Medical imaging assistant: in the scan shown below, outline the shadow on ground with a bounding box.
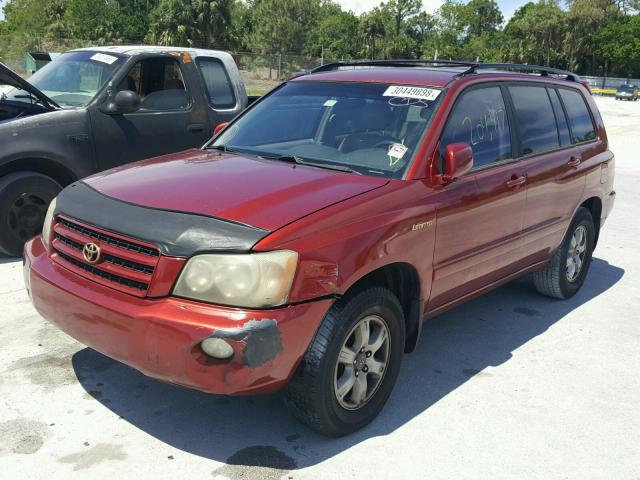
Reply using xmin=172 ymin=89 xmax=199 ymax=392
xmin=71 ymin=258 xmax=623 ymax=475
xmin=0 ymin=255 xmax=19 ymax=265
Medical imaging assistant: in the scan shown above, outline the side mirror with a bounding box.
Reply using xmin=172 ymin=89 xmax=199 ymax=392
xmin=104 ymin=90 xmax=140 ymax=114
xmin=213 ymin=122 xmax=229 ymax=136
xmin=443 ymin=142 xmax=473 ymax=181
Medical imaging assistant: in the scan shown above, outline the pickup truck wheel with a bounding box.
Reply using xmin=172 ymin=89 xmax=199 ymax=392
xmin=0 ymin=172 xmax=61 ymax=257
xmin=533 ymin=207 xmax=595 ymax=299
xmin=283 ymin=287 xmax=405 ymax=437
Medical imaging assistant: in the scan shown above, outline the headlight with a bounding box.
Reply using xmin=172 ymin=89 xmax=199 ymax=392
xmin=173 ymin=250 xmax=298 ymax=308
xmin=41 ymin=197 xmax=57 ymax=247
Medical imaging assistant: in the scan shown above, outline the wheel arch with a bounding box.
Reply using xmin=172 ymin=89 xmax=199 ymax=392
xmin=580 ymin=196 xmax=602 ymax=247
xmin=0 ymin=158 xmax=78 ymax=188
xmin=341 ymin=262 xmax=423 ymax=354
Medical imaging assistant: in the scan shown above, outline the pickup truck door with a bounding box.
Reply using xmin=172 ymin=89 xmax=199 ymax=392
xmin=89 ymin=53 xmax=212 ymax=170
xmin=429 ymin=85 xmax=527 ymax=310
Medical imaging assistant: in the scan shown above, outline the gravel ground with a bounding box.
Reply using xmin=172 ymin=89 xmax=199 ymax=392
xmin=0 ymin=96 xmax=638 ymax=480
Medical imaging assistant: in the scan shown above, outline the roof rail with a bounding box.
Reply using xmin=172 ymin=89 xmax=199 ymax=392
xmin=310 ymin=59 xmax=475 ymax=73
xmin=455 ymin=63 xmax=581 ymax=82
xmin=309 ymin=59 xmax=581 ymax=83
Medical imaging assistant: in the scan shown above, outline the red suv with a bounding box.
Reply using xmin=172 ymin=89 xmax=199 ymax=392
xmin=24 ymin=61 xmax=616 ymax=436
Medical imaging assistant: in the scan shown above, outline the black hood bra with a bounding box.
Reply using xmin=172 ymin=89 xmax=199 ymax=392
xmin=55 ymin=181 xmax=270 ymax=257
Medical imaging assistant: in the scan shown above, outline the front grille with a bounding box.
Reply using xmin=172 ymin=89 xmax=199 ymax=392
xmin=58 ymin=218 xmax=159 ymax=257
xmin=55 ymin=234 xmax=154 ymax=275
xmin=51 ymin=217 xmax=161 ymax=297
xmin=57 ymin=251 xmax=149 ymax=291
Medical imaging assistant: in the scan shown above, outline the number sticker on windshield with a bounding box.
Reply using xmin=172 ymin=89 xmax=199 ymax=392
xmin=383 ymin=86 xmax=441 ymax=101
xmin=90 ymin=53 xmax=118 ymax=65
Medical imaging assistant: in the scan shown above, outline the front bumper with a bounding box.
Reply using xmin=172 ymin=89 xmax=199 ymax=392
xmin=24 ymin=237 xmax=333 ymax=395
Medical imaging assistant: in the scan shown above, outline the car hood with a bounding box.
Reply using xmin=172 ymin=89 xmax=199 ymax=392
xmin=0 ymin=62 xmax=58 ymax=109
xmin=84 ymin=149 xmax=390 ymax=231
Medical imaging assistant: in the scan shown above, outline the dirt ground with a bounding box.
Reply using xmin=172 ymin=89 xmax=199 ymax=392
xmin=0 ymin=96 xmax=638 ymax=480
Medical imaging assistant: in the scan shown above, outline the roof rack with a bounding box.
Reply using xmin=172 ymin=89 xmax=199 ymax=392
xmin=309 ymin=59 xmax=581 ymax=83
xmin=310 ymin=59 xmax=475 ymax=73
xmin=455 ymin=63 xmax=581 ymax=82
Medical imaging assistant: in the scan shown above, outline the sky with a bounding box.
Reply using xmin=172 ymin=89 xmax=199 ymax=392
xmin=336 ymin=0 xmax=524 ymax=20
xmin=0 ymin=0 xmax=526 ymax=23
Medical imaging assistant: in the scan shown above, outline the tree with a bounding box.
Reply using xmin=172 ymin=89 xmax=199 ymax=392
xmin=462 ymin=0 xmax=504 ymax=37
xmin=596 ymin=13 xmax=640 ymax=76
xmin=381 ymin=0 xmax=421 ymax=36
xmin=307 ymin=9 xmax=360 ymax=60
xmin=503 ymin=0 xmax=568 ymax=67
xmin=359 ymin=8 xmax=386 ymax=58
xmin=250 ymin=0 xmax=321 ymax=54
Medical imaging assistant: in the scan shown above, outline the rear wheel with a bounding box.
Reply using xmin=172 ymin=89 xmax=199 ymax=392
xmin=0 ymin=172 xmax=61 ymax=257
xmin=283 ymin=287 xmax=405 ymax=437
xmin=533 ymin=207 xmax=595 ymax=299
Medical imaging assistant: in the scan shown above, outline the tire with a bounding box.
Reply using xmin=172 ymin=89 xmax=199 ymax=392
xmin=283 ymin=287 xmax=405 ymax=437
xmin=0 ymin=172 xmax=61 ymax=257
xmin=533 ymin=207 xmax=595 ymax=299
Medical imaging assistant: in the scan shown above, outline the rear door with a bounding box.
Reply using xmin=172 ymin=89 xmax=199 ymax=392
xmin=513 ymin=85 xmax=590 ymax=262
xmin=429 ymin=84 xmax=527 ymax=310
xmin=90 ymin=54 xmax=209 ymax=170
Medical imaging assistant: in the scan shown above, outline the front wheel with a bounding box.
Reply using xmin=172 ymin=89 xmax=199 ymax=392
xmin=533 ymin=207 xmax=595 ymax=299
xmin=0 ymin=172 xmax=61 ymax=257
xmin=283 ymin=287 xmax=405 ymax=436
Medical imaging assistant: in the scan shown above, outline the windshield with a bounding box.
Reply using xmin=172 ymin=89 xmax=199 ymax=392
xmin=6 ymin=51 xmax=125 ymax=108
xmin=211 ymin=81 xmax=442 ymax=178
xmin=618 ymin=84 xmax=636 ymax=92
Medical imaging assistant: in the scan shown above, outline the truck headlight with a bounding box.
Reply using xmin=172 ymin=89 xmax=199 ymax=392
xmin=41 ymin=197 xmax=57 ymax=247
xmin=173 ymin=250 xmax=298 ymax=308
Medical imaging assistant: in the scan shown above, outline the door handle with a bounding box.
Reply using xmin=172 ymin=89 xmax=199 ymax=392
xmin=187 ymin=123 xmax=205 ymax=133
xmin=567 ymin=156 xmax=581 ymax=167
xmin=506 ymin=175 xmax=527 ymax=189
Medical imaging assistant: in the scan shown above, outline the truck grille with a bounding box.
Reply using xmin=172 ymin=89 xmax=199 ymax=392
xmin=51 ymin=216 xmax=160 ymax=297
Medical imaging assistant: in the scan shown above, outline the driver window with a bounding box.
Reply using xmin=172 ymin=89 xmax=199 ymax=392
xmin=440 ymin=86 xmax=511 ymax=169
xmin=117 ymin=57 xmax=189 ymax=111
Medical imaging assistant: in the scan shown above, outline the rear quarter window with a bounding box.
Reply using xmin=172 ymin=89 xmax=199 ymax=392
xmin=197 ymin=57 xmax=236 ymax=109
xmin=508 ymin=85 xmax=559 ymax=156
xmin=558 ymin=88 xmax=596 ymax=143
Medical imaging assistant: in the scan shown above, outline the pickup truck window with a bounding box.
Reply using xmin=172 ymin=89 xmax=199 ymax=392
xmin=118 ymin=57 xmax=189 ymax=111
xmin=440 ymin=86 xmax=511 ymax=169
xmin=197 ymin=57 xmax=236 ymax=109
xmin=11 ymin=51 xmax=125 ymax=107
xmin=212 ymin=81 xmax=440 ymax=178
xmin=509 ymin=85 xmax=560 ymax=156
xmin=558 ymin=89 xmax=596 ymax=144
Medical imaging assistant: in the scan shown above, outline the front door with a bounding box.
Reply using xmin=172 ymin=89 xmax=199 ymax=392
xmin=89 ymin=54 xmax=211 ymax=170
xmin=429 ymin=84 xmax=527 ymax=310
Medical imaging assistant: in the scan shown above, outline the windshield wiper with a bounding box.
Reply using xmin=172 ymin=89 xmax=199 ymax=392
xmin=265 ymin=154 xmax=361 ymax=174
xmin=207 ymin=144 xmax=236 ymax=153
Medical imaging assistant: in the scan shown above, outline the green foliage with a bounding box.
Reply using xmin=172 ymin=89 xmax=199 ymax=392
xmin=0 ymin=0 xmax=639 ymax=76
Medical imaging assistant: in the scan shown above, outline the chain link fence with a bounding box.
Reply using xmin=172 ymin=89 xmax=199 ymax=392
xmin=583 ymin=75 xmax=640 ymax=96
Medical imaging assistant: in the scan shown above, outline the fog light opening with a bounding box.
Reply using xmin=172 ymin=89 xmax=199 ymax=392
xmin=201 ymin=337 xmax=235 ymax=359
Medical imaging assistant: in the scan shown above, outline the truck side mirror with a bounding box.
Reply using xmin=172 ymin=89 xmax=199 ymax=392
xmin=443 ymin=143 xmax=473 ymax=181
xmin=104 ymin=90 xmax=141 ymax=114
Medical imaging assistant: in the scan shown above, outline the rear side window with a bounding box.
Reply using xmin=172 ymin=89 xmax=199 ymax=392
xmin=197 ymin=58 xmax=236 ymax=109
xmin=508 ymin=85 xmax=559 ymax=156
xmin=440 ymin=86 xmax=511 ymax=169
xmin=558 ymin=89 xmax=596 ymax=143
xmin=547 ymin=88 xmax=572 ymax=146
